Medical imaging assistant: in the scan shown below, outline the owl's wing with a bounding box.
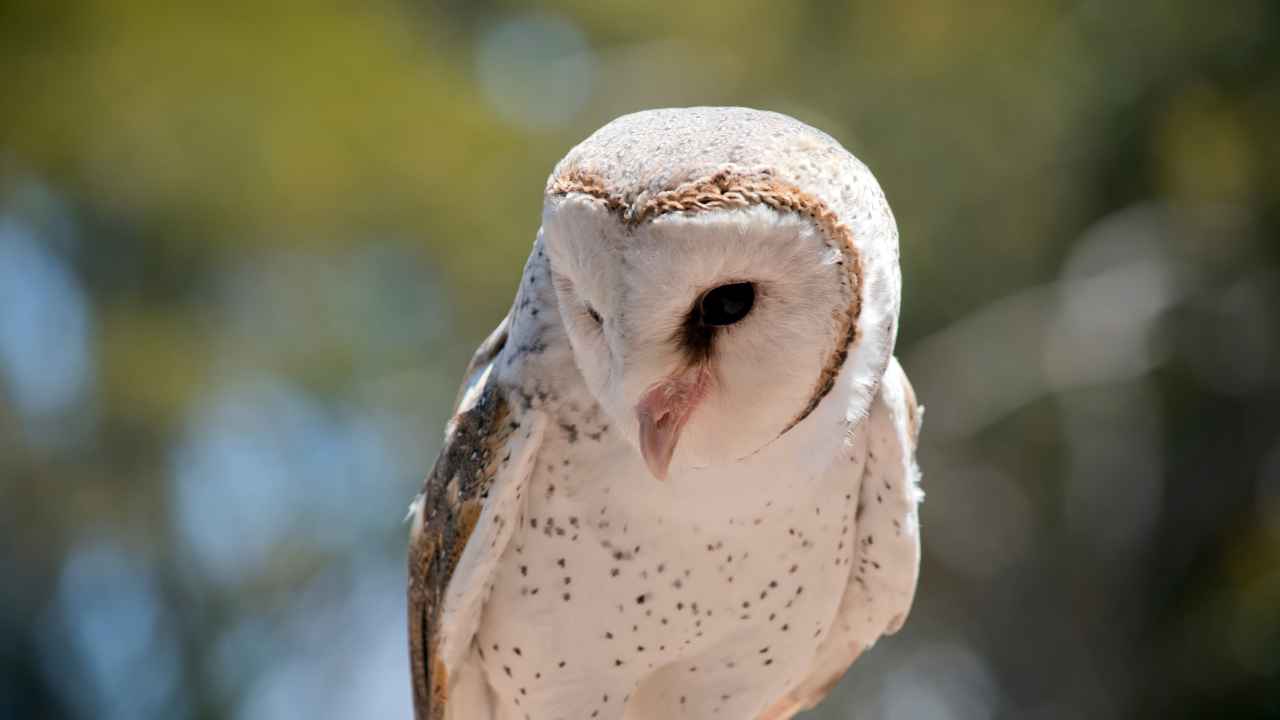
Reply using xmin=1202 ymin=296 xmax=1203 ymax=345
xmin=761 ymin=357 xmax=923 ymax=720
xmin=453 ymin=315 xmax=509 ymax=410
xmin=408 ymin=321 xmax=547 ymax=720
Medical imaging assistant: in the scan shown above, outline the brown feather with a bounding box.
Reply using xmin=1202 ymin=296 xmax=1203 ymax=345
xmin=408 ymin=382 xmax=517 ymax=720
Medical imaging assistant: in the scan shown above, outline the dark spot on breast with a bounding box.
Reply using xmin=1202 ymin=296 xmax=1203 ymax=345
xmin=559 ymin=422 xmax=579 ymax=443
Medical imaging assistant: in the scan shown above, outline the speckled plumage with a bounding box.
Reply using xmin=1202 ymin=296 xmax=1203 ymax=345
xmin=408 ymin=107 xmax=923 ymax=720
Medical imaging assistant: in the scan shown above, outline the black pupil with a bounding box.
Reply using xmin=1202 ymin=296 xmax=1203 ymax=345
xmin=700 ymin=283 xmax=755 ymax=326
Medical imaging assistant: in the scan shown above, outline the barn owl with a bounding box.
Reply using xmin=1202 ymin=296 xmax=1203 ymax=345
xmin=408 ymin=107 xmax=923 ymax=720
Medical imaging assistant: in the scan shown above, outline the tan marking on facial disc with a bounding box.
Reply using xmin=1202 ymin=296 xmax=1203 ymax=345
xmin=547 ymin=167 xmax=863 ymax=434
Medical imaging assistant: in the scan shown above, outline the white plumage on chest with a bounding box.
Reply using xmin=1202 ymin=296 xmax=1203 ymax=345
xmin=477 ymin=372 xmax=869 ymax=720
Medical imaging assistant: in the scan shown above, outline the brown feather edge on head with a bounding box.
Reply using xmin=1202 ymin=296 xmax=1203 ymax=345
xmin=408 ymin=384 xmax=516 ymax=720
xmin=547 ymin=167 xmax=864 ymax=435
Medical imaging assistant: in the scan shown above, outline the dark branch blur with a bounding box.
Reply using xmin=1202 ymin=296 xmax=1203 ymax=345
xmin=1 ymin=2 xmax=1277 ymax=719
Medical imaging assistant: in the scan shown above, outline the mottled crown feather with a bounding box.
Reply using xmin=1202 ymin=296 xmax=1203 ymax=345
xmin=544 ymin=107 xmax=904 ymax=429
xmin=543 ymin=108 xmax=899 ymax=312
xmin=547 ymin=107 xmax=851 ymax=212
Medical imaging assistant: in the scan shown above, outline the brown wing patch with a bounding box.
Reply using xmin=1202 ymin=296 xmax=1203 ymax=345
xmin=409 ymin=384 xmax=517 ymax=720
xmin=453 ymin=317 xmax=509 ymax=409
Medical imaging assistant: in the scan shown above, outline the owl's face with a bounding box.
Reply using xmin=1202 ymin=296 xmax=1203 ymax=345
xmin=544 ymin=199 xmax=857 ymax=479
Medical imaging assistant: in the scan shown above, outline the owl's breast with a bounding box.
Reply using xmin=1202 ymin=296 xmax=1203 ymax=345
xmin=476 ymin=413 xmax=859 ymax=719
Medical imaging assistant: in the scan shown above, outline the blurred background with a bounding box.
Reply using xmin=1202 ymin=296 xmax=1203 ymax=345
xmin=1 ymin=1 xmax=1277 ymax=718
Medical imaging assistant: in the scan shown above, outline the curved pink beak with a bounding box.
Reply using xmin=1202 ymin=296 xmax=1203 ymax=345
xmin=635 ymin=370 xmax=708 ymax=481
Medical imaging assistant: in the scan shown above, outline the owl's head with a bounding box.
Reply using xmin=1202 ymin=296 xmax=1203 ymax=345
xmin=541 ymin=108 xmax=901 ymax=480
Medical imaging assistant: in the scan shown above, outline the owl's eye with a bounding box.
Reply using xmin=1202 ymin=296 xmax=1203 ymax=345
xmin=586 ymin=305 xmax=603 ymax=326
xmin=699 ymin=283 xmax=755 ymax=326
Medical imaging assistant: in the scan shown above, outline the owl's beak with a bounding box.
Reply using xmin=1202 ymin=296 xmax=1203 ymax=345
xmin=635 ymin=369 xmax=708 ymax=481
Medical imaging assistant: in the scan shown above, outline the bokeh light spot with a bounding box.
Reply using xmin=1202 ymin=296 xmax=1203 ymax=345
xmin=0 ymin=219 xmax=94 ymax=434
xmin=475 ymin=14 xmax=595 ymax=131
